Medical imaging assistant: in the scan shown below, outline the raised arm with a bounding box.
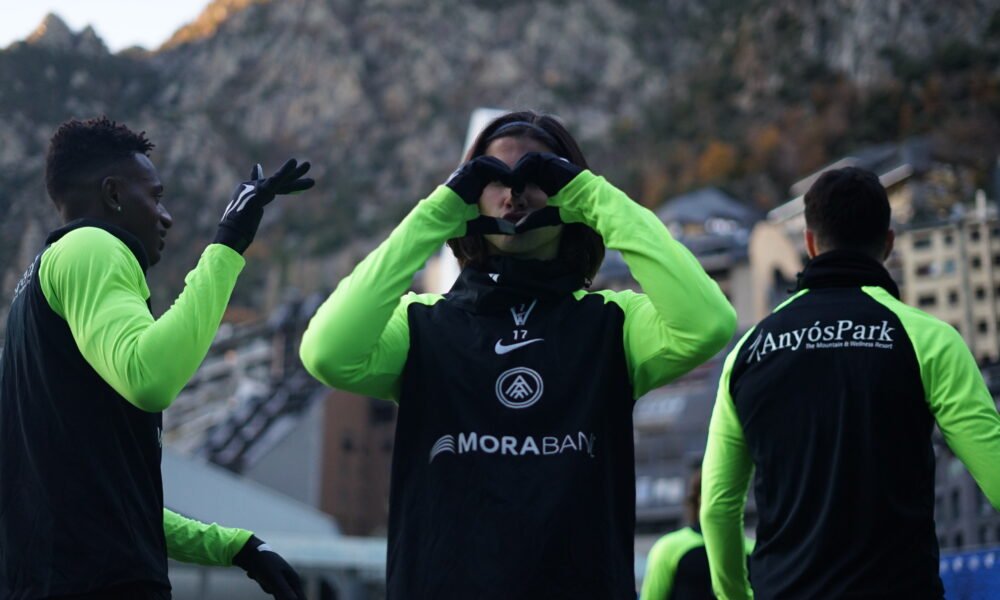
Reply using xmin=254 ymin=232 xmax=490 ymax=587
xmin=41 ymin=160 xmax=312 ymax=412
xmin=546 ymin=165 xmax=736 ymax=395
xmin=41 ymin=228 xmax=244 ymax=412
xmin=300 ymin=187 xmax=473 ymax=399
xmin=299 ymin=157 xmax=512 ymax=399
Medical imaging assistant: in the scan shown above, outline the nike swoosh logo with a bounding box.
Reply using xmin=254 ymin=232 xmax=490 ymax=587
xmin=494 ymin=338 xmax=544 ymax=354
xmin=234 ymin=183 xmax=256 ymax=212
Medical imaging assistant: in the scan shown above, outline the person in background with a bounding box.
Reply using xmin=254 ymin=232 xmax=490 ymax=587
xmin=0 ymin=117 xmax=313 ymax=600
xmin=700 ymin=167 xmax=1000 ymax=599
xmin=641 ymin=467 xmax=752 ymax=600
xmin=300 ymin=110 xmax=736 ymax=598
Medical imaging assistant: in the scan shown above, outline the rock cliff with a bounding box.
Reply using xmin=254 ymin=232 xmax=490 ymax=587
xmin=2 ymin=0 xmax=998 ymax=320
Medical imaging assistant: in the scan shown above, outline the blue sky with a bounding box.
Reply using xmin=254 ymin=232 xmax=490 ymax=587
xmin=0 ymin=0 xmax=212 ymax=52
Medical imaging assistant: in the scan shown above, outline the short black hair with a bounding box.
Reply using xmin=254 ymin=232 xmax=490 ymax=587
xmin=447 ymin=110 xmax=605 ymax=283
xmin=804 ymin=167 xmax=890 ymax=255
xmin=45 ymin=116 xmax=154 ymax=206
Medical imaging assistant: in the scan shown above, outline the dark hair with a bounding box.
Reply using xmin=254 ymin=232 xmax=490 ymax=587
xmin=46 ymin=116 xmax=154 ymax=206
xmin=446 ymin=111 xmax=605 ymax=282
xmin=684 ymin=467 xmax=702 ymax=525
xmin=804 ymin=166 xmax=890 ymax=256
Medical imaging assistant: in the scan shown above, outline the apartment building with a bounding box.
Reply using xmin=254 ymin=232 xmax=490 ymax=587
xmin=897 ymin=196 xmax=1000 ymax=363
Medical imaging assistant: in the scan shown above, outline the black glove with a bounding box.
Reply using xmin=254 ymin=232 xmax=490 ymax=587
xmin=506 ymin=152 xmax=584 ymax=233
xmin=511 ymin=151 xmax=582 ymax=198
xmin=214 ymin=159 xmax=315 ymax=254
xmin=445 ymin=155 xmax=520 ymax=236
xmin=444 ymin=155 xmax=514 ymax=204
xmin=232 ymin=535 xmax=306 ymax=600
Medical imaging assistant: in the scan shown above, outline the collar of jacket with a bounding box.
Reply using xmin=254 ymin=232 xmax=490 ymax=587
xmin=447 ymin=255 xmax=586 ymax=313
xmin=795 ymin=249 xmax=900 ymax=299
xmin=46 ymin=218 xmax=151 ymax=274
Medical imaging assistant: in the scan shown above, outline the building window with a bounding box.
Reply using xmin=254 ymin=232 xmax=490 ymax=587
xmin=913 ymin=235 xmax=933 ymax=250
xmin=954 ymin=531 xmax=964 ymax=548
xmin=972 ymin=256 xmax=982 ymax=269
xmin=917 ymin=294 xmax=937 ymax=308
xmin=948 ymin=290 xmax=959 ymax=305
xmin=942 ymin=259 xmax=956 ymax=274
xmin=916 ymin=263 xmax=933 ymax=276
xmin=978 ymin=320 xmax=989 ymax=333
xmin=979 ymin=489 xmax=994 ymax=516
xmin=970 ymin=228 xmax=982 ymax=242
xmin=944 ymin=233 xmax=954 ymax=246
xmin=976 ymin=286 xmax=986 ymax=300
xmin=994 ymin=254 xmax=1000 ymax=266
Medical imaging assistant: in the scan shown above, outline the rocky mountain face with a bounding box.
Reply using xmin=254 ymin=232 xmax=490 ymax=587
xmin=2 ymin=0 xmax=999 ymax=321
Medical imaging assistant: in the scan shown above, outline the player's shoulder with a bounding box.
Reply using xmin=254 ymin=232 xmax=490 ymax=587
xmin=575 ymin=286 xmax=640 ymax=308
xmin=401 ymin=291 xmax=444 ymax=309
xmin=861 ymin=286 xmax=960 ymax=340
xmin=43 ymin=226 xmax=135 ymax=274
xmin=49 ymin=226 xmax=131 ymax=258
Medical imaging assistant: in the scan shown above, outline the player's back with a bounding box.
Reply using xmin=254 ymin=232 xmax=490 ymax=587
xmin=729 ymin=282 xmax=942 ymax=599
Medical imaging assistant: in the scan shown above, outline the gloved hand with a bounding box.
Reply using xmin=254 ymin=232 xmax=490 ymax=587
xmin=445 ymin=155 xmax=519 ymax=235
xmin=445 ymin=155 xmax=515 ymax=204
xmin=232 ymin=535 xmax=306 ymax=600
xmin=511 ymin=152 xmax=585 ymax=232
xmin=511 ymin=151 xmax=582 ymax=198
xmin=214 ymin=159 xmax=315 ymax=254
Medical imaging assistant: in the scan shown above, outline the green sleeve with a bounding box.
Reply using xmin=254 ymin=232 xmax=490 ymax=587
xmin=300 ymin=186 xmax=475 ymax=401
xmin=701 ymin=328 xmax=756 ymax=600
xmin=163 ymin=508 xmax=253 ymax=566
xmin=864 ymin=286 xmax=1000 ymax=508
xmin=640 ymin=527 xmax=704 ymax=600
xmin=40 ymin=227 xmax=245 ymax=412
xmin=555 ymin=171 xmax=737 ymax=397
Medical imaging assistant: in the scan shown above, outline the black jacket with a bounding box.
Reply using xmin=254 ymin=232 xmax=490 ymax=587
xmin=0 ymin=221 xmax=168 ymax=599
xmin=704 ymin=251 xmax=1000 ymax=598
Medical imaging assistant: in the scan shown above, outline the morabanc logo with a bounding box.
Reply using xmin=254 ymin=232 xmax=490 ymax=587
xmin=746 ymin=319 xmax=896 ymax=364
xmin=428 ymin=431 xmax=597 ymax=463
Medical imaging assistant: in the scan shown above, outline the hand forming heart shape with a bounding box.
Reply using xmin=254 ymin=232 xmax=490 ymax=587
xmin=450 ymin=152 xmax=583 ymax=236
